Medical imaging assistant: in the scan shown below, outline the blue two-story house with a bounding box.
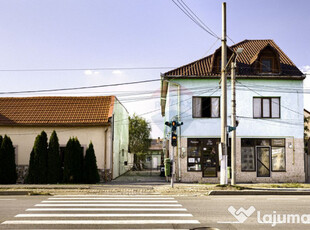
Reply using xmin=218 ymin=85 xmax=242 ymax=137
xmin=161 ymin=39 xmax=306 ymax=183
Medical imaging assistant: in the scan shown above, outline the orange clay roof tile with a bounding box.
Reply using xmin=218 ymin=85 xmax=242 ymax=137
xmin=164 ymin=39 xmax=303 ymax=77
xmin=0 ymin=96 xmax=115 ymax=126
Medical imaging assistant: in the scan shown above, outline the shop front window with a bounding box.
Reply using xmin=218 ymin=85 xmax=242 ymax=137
xmin=187 ymin=139 xmax=201 ymax=171
xmin=241 ymin=138 xmax=286 ymax=176
xmin=187 ymin=138 xmax=219 ymax=177
xmin=271 ymin=139 xmax=286 ymax=171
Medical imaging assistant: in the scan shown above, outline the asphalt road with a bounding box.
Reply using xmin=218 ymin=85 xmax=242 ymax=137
xmin=1 ymin=195 xmax=310 ymax=229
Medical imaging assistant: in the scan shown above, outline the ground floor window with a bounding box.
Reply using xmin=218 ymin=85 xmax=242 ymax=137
xmin=241 ymin=138 xmax=285 ymax=177
xmin=187 ymin=138 xmax=220 ymax=177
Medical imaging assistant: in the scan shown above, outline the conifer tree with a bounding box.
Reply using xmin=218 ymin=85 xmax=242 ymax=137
xmin=83 ymin=142 xmax=100 ymax=184
xmin=0 ymin=135 xmax=3 ymax=183
xmin=0 ymin=135 xmax=17 ymax=184
xmin=26 ymin=149 xmax=35 ymax=184
xmin=34 ymin=131 xmax=48 ymax=184
xmin=47 ymin=131 xmax=62 ymax=184
xmin=63 ymin=137 xmax=83 ymax=183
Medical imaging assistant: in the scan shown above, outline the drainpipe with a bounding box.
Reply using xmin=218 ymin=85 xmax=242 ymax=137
xmin=167 ymin=80 xmax=182 ymax=182
xmin=293 ymin=137 xmax=295 ymax=165
xmin=104 ymin=128 xmax=108 ymax=182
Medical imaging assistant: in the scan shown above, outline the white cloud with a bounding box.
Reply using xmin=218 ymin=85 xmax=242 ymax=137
xmin=112 ymin=70 xmax=123 ymax=75
xmin=84 ymin=70 xmax=101 ymax=76
xmin=301 ymin=65 xmax=310 ymax=74
xmin=84 ymin=70 xmax=93 ymax=75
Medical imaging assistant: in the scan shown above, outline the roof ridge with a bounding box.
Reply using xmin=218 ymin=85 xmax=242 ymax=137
xmin=230 ymin=39 xmax=274 ymax=48
xmin=0 ymin=95 xmax=115 ymax=99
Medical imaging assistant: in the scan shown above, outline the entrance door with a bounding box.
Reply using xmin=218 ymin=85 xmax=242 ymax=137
xmin=202 ymin=146 xmax=218 ymax=177
xmin=257 ymin=147 xmax=271 ymax=177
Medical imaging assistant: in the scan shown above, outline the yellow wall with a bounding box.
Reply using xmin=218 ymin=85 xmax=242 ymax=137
xmin=0 ymin=126 xmax=112 ymax=171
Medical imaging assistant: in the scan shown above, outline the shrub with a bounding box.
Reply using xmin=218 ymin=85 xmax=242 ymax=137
xmin=47 ymin=131 xmax=62 ymax=184
xmin=26 ymin=131 xmax=48 ymax=184
xmin=34 ymin=131 xmax=48 ymax=184
xmin=83 ymin=142 xmax=100 ymax=184
xmin=0 ymin=135 xmax=17 ymax=184
xmin=63 ymin=137 xmax=83 ymax=183
xmin=25 ymin=149 xmax=35 ymax=184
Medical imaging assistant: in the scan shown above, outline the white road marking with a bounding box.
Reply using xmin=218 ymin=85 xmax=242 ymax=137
xmin=26 ymin=208 xmax=188 ymax=211
xmin=35 ymin=204 xmax=182 ymax=207
xmin=42 ymin=200 xmax=178 ymax=203
xmin=3 ymin=195 xmax=200 ymax=228
xmin=267 ymin=198 xmax=298 ymax=200
xmin=211 ymin=198 xmax=245 ymax=200
xmin=48 ymin=197 xmax=175 ymax=200
xmin=53 ymin=195 xmax=167 ymax=197
xmin=16 ymin=213 xmax=193 ymax=217
xmin=2 ymin=220 xmax=200 ymax=225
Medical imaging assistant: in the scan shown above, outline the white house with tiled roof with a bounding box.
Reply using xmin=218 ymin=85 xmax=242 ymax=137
xmin=161 ymin=39 xmax=306 ymax=183
xmin=0 ymin=96 xmax=131 ymax=183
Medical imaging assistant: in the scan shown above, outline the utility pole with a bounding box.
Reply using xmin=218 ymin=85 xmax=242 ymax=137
xmin=171 ymin=146 xmax=175 ymax=188
xmin=220 ymin=2 xmax=228 ymax=185
xmin=231 ymin=61 xmax=236 ymax=185
xmin=230 ymin=47 xmax=243 ymax=185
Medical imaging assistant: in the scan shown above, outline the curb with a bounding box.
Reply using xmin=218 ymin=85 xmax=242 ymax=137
xmin=0 ymin=191 xmax=29 ymax=195
xmin=208 ymin=190 xmax=310 ymax=195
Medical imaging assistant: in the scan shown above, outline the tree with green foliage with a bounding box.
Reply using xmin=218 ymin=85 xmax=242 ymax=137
xmin=0 ymin=135 xmax=17 ymax=184
xmin=25 ymin=149 xmax=35 ymax=184
xmin=34 ymin=131 xmax=48 ymax=184
xmin=129 ymin=114 xmax=151 ymax=170
xmin=26 ymin=131 xmax=48 ymax=184
xmin=83 ymin=142 xmax=100 ymax=184
xmin=63 ymin=137 xmax=83 ymax=183
xmin=0 ymin=135 xmax=3 ymax=183
xmin=47 ymin=131 xmax=62 ymax=184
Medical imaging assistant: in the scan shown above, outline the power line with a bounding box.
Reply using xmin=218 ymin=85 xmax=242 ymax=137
xmin=171 ymin=0 xmax=220 ymax=39
xmin=0 ymin=79 xmax=161 ymax=95
xmin=177 ymin=0 xmax=219 ymax=38
xmin=0 ymin=67 xmax=176 ymax=72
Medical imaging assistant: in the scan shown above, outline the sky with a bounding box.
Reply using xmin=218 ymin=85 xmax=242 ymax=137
xmin=0 ymin=0 xmax=309 ymax=138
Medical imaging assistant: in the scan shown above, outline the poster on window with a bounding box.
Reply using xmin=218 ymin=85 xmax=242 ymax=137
xmin=188 ymin=158 xmax=195 ymax=163
xmin=241 ymin=147 xmax=255 ymax=171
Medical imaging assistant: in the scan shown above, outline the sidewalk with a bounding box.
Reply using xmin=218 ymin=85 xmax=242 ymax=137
xmin=1 ymin=182 xmax=310 ymax=196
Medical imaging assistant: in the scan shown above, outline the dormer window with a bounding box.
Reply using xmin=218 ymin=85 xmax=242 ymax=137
xmin=211 ymin=47 xmax=233 ymax=74
xmin=251 ymin=44 xmax=281 ymax=74
xmin=261 ymin=58 xmax=272 ymax=72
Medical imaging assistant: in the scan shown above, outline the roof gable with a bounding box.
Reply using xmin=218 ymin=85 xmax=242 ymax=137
xmin=0 ymin=96 xmax=115 ymax=126
xmin=163 ymin=39 xmax=303 ymax=78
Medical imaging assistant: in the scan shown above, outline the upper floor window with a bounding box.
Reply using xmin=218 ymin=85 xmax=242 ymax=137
xmin=193 ymin=97 xmax=220 ymax=118
xmin=253 ymin=97 xmax=280 ymax=118
xmin=261 ymin=58 xmax=272 ymax=72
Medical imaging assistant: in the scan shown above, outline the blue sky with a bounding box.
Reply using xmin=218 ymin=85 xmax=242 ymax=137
xmin=0 ymin=0 xmax=309 ymax=138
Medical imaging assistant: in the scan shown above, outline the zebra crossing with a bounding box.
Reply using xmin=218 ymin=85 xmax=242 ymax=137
xmin=1 ymin=195 xmax=200 ymax=229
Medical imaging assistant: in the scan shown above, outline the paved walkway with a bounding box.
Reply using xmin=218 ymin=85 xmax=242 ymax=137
xmin=112 ymin=170 xmax=166 ymax=183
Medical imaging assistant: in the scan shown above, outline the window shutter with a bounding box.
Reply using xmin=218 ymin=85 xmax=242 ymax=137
xmin=211 ymin=97 xmax=219 ymax=117
xmin=271 ymin=98 xmax=280 ymax=118
xmin=262 ymin=98 xmax=270 ymax=117
xmin=253 ymin=98 xmax=261 ymax=118
xmin=192 ymin=97 xmax=202 ymax=118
